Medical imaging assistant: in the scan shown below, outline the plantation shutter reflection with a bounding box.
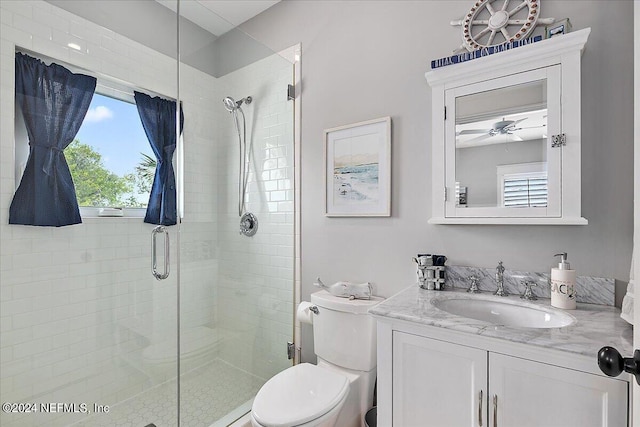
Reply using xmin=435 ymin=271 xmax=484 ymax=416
xmin=503 ymin=176 xmax=548 ymax=207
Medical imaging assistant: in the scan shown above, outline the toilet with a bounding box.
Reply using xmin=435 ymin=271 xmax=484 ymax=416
xmin=251 ymin=290 xmax=384 ymax=427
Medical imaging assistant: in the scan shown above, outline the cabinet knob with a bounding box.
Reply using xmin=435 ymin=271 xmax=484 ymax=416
xmin=597 ymin=346 xmax=640 ymax=385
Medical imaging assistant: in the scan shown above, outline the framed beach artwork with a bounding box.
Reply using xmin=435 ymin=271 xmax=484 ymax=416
xmin=324 ymin=117 xmax=391 ymax=217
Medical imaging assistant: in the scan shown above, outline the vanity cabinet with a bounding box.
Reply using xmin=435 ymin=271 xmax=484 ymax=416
xmin=389 ymin=331 xmax=628 ymax=427
xmin=425 ymin=29 xmax=590 ymax=225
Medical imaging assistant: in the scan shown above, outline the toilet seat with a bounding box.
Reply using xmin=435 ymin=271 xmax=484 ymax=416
xmin=251 ymin=363 xmax=349 ymax=427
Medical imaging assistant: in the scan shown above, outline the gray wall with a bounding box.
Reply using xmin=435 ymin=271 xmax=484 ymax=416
xmin=211 ymin=28 xmax=275 ymax=77
xmin=239 ymin=1 xmax=635 ymax=361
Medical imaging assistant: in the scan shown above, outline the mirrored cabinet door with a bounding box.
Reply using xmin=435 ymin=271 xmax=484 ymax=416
xmin=444 ymin=66 xmax=561 ymax=218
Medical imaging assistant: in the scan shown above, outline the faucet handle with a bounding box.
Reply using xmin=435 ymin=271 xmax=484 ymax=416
xmin=467 ymin=276 xmax=480 ymax=293
xmin=520 ymin=281 xmax=538 ymax=300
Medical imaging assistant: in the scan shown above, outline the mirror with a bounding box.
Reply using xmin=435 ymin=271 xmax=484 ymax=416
xmin=454 ymin=80 xmax=548 ymax=209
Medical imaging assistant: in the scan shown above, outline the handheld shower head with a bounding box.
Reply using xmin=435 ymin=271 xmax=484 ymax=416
xmin=223 ymin=96 xmax=252 ymax=112
xmin=223 ymin=96 xmax=238 ymax=112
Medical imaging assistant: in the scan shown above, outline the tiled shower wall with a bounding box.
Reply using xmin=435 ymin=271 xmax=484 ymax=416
xmin=0 ymin=1 xmax=217 ymax=426
xmin=215 ymin=54 xmax=295 ymax=380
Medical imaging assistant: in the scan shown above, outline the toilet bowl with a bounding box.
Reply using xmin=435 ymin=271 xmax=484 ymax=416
xmin=251 ymin=290 xmax=384 ymax=427
xmin=250 ymin=363 xmax=349 ymax=427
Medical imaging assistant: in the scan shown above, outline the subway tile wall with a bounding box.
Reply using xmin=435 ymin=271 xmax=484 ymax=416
xmin=0 ymin=1 xmax=295 ymax=426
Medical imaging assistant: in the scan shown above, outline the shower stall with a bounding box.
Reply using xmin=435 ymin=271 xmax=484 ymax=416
xmin=0 ymin=1 xmax=299 ymax=426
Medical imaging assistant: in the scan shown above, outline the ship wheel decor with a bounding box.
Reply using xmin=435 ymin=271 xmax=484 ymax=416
xmin=451 ymin=0 xmax=555 ymax=53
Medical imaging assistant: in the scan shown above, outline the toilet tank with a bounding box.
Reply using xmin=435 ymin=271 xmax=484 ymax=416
xmin=310 ymin=290 xmax=384 ymax=372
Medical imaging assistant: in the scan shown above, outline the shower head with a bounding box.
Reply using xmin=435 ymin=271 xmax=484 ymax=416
xmin=223 ymin=96 xmax=238 ymax=112
xmin=223 ymin=96 xmax=252 ymax=112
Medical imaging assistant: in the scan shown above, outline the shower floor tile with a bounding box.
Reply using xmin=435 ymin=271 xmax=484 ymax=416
xmin=74 ymin=358 xmax=265 ymax=427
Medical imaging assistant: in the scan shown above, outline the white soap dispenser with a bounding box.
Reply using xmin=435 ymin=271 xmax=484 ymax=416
xmin=550 ymin=252 xmax=577 ymax=310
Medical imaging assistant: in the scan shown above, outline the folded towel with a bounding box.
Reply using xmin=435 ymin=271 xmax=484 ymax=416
xmin=314 ymin=277 xmax=372 ymax=300
xmin=621 ymin=250 xmax=634 ymax=325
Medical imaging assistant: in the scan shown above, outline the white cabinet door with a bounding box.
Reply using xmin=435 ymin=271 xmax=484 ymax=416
xmin=392 ymin=331 xmax=487 ymax=427
xmin=490 ymin=353 xmax=628 ymax=427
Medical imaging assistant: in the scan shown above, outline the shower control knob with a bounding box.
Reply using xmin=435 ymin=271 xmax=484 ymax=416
xmin=239 ymin=212 xmax=258 ymax=237
xmin=597 ymin=346 xmax=640 ymax=385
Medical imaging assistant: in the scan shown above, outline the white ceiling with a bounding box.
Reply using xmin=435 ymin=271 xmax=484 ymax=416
xmin=155 ymin=0 xmax=280 ymax=37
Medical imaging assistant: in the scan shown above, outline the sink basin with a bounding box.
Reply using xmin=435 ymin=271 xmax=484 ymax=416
xmin=432 ymin=297 xmax=575 ymax=329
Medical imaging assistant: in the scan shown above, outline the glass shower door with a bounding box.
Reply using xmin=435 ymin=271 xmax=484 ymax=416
xmin=0 ymin=1 xmax=181 ymax=426
xmin=177 ymin=3 xmax=296 ymax=424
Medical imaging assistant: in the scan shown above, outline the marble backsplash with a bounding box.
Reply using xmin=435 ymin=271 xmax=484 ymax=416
xmin=443 ymin=265 xmax=615 ymax=306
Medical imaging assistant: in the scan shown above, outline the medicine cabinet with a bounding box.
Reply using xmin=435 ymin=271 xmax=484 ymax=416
xmin=425 ymin=28 xmax=590 ymax=225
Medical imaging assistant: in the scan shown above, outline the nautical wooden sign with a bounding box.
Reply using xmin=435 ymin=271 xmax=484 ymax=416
xmin=430 ymin=35 xmax=542 ymax=69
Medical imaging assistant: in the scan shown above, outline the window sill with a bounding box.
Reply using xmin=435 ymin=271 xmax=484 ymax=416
xmin=79 ymin=207 xmax=146 ymax=218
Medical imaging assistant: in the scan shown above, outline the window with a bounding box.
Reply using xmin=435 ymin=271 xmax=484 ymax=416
xmin=14 ymin=53 xmax=157 ymax=218
xmin=71 ymin=93 xmax=155 ymax=214
xmin=497 ymin=163 xmax=548 ymax=208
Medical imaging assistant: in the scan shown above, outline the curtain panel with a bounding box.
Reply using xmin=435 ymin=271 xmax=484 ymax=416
xmin=134 ymin=91 xmax=183 ymax=226
xmin=10 ymin=53 xmax=96 ymax=227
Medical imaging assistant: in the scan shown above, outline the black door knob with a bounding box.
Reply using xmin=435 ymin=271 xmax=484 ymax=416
xmin=597 ymin=346 xmax=640 ymax=385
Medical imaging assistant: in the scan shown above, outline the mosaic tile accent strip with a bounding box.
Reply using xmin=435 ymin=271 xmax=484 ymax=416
xmin=445 ymin=265 xmax=615 ymax=306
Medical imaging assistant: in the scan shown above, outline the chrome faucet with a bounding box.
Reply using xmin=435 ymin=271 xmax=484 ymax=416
xmin=467 ymin=276 xmax=480 ymax=293
xmin=494 ymin=261 xmax=508 ymax=296
xmin=520 ymin=281 xmax=538 ymax=301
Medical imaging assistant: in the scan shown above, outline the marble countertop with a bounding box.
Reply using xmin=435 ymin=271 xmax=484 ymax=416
xmin=370 ymin=285 xmax=633 ymax=359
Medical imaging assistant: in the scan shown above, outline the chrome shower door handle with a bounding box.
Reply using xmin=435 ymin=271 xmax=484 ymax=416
xmin=151 ymin=226 xmax=170 ymax=280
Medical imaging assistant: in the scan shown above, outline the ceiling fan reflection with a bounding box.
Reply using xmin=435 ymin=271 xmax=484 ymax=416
xmin=457 ymin=116 xmax=547 ymax=145
xmin=457 ymin=118 xmax=528 ymax=137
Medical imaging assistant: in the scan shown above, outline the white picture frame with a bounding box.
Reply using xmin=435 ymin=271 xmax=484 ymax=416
xmin=324 ymin=117 xmax=391 ymax=217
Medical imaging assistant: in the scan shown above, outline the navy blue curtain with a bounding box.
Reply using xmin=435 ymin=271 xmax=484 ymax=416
xmin=10 ymin=53 xmax=96 ymax=227
xmin=134 ymin=91 xmax=183 ymax=226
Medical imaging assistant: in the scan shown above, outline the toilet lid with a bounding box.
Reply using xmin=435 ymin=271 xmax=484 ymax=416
xmin=252 ymin=363 xmax=349 ymax=427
